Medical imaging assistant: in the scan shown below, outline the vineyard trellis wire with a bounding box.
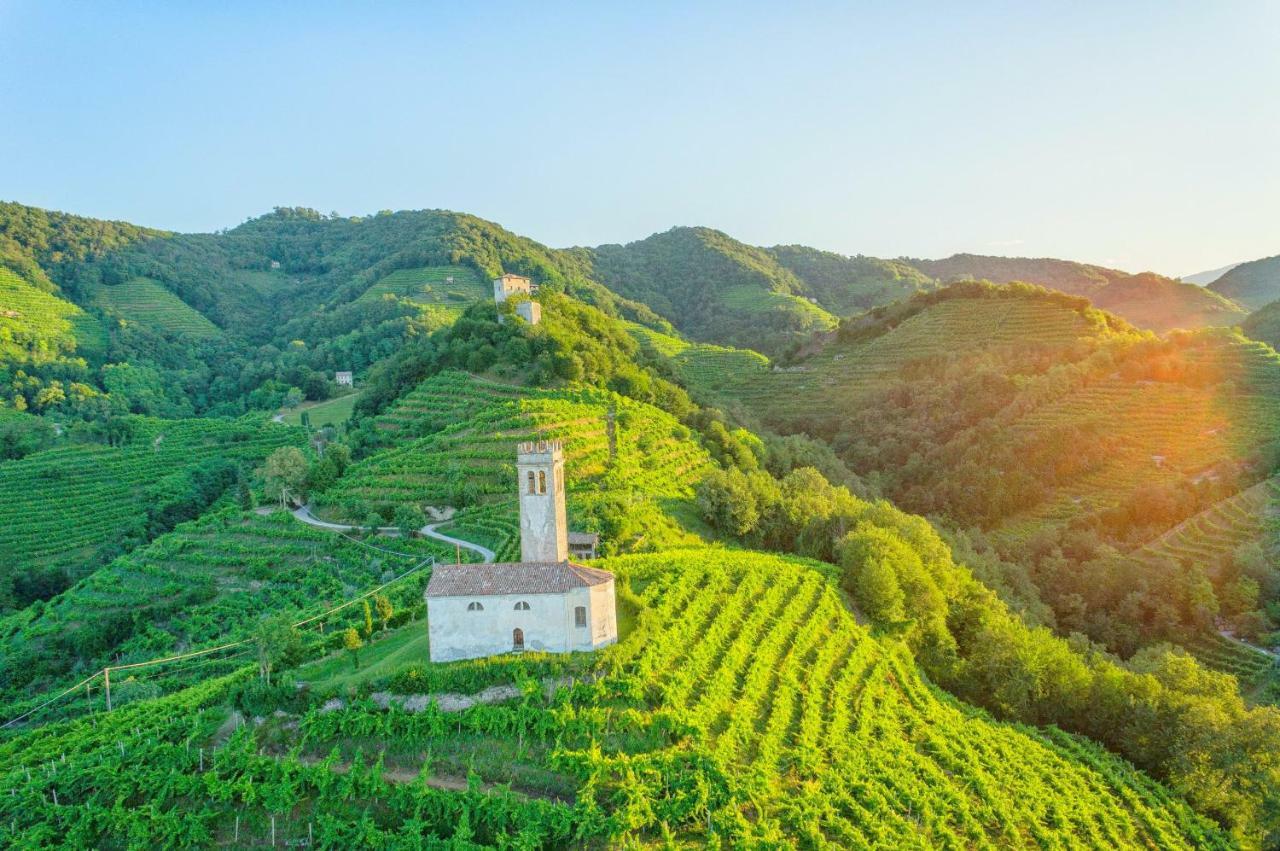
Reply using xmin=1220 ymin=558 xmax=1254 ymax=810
xmin=2 ymin=547 xmax=439 ymax=730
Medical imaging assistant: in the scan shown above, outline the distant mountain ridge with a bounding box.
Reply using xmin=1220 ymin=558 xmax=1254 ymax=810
xmin=1208 ymin=254 xmax=1280 ymax=310
xmin=1182 ymin=262 xmax=1241 ymax=286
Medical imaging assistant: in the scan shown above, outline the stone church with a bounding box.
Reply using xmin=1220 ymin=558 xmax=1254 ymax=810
xmin=425 ymin=440 xmax=617 ymax=662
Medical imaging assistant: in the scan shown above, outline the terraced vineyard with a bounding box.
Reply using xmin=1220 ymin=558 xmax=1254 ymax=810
xmin=0 ymin=268 xmax=106 ymax=361
xmin=0 ymin=507 xmax=461 ymax=713
xmin=357 ymin=264 xmax=487 ymax=312
xmin=0 ymin=415 xmax=303 ymax=580
xmin=320 ymin=371 xmax=713 ymax=554
xmin=93 ymin=277 xmax=222 ymax=337
xmin=626 ymin=321 xmax=770 ymax=402
xmin=0 ymin=548 xmax=1228 ymax=847
xmin=712 ymin=293 xmax=1110 ymax=415
xmin=1135 ymin=476 xmax=1280 ymax=572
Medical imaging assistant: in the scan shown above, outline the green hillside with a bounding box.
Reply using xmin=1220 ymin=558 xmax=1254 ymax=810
xmin=767 ymin=244 xmax=937 ymax=315
xmin=692 ymin=282 xmax=1280 ymax=657
xmin=0 ymin=267 xmax=105 ymax=362
xmin=0 ymin=507 xmax=459 ymax=714
xmin=904 ymin=253 xmax=1248 ymax=332
xmin=905 ymin=252 xmax=1126 ymax=295
xmin=582 ymin=226 xmax=839 ymax=355
xmin=1209 ymin=254 xmax=1280 ymax=310
xmin=0 ymin=415 xmax=303 ymax=611
xmin=318 ymin=370 xmax=714 ymax=557
xmin=1088 ymin=272 xmax=1247 ymax=332
xmin=357 ymin=264 xmax=488 ymax=311
xmin=93 ymin=276 xmax=222 ymax=337
xmin=1242 ymin=298 xmax=1280 ymax=349
xmin=0 ymin=547 xmax=1230 ymax=848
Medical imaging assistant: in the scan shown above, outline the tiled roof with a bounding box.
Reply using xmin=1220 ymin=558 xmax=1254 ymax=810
xmin=568 ymin=532 xmax=600 ymax=544
xmin=427 ymin=561 xmax=614 ymax=597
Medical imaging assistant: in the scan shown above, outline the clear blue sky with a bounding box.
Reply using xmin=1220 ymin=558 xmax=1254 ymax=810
xmin=1 ymin=1 xmax=1277 ymax=276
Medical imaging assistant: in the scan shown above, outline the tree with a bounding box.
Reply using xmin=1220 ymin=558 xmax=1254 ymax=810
xmin=342 ymin=627 xmax=363 ymax=670
xmin=261 ymin=446 xmax=308 ymax=507
xmin=836 ymin=525 xmax=907 ymax=624
xmin=374 ymin=594 xmax=393 ymax=633
xmin=696 ymin=468 xmax=759 ymax=537
xmin=393 ymin=504 xmax=426 ymax=539
xmin=255 ymin=615 xmax=302 ymax=685
xmin=235 ymin=467 xmax=255 ymax=511
xmin=362 ymin=599 xmax=374 ymax=639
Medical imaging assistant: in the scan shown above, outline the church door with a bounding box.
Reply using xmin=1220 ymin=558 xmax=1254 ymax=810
xmin=512 ymin=628 xmax=524 ymax=651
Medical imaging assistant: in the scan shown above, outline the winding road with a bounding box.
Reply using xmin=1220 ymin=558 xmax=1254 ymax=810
xmin=291 ymin=504 xmax=496 ymax=563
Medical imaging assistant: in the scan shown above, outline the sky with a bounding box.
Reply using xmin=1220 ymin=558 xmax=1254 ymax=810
xmin=1 ymin=1 xmax=1277 ymax=277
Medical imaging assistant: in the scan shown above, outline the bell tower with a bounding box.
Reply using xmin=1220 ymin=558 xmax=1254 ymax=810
xmin=517 ymin=440 xmax=569 ymax=563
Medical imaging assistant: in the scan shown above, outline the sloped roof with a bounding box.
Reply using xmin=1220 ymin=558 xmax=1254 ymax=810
xmin=568 ymin=532 xmax=600 ymax=544
xmin=427 ymin=561 xmax=613 ymax=597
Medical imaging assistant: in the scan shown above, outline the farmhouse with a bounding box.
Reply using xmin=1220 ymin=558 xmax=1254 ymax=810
xmin=334 ymin=371 xmax=354 ymax=387
xmin=425 ymin=440 xmax=617 ymax=662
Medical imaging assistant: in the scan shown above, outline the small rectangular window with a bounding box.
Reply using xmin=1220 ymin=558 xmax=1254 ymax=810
xmin=574 ymin=606 xmax=587 ymax=627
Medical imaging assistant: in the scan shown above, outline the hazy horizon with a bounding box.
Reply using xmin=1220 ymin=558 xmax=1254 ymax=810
xmin=2 ymin=1 xmax=1277 ymax=278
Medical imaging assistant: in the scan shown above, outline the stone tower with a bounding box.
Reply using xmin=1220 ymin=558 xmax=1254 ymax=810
xmin=517 ymin=440 xmax=568 ymax=563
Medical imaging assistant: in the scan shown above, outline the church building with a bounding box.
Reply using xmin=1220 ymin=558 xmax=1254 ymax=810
xmin=425 ymin=440 xmax=617 ymax=662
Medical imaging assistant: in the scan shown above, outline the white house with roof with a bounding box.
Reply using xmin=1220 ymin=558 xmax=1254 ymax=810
xmin=425 ymin=440 xmax=617 ymax=662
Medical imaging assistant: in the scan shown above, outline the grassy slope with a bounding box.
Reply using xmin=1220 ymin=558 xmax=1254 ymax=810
xmin=317 ymin=370 xmax=714 ymax=559
xmin=1210 ymin=254 xmax=1280 ymax=310
xmin=0 ymin=415 xmax=303 ymax=581
xmin=0 ymin=507 xmax=463 ymax=713
xmin=280 ymin=391 xmax=361 ymax=428
xmin=0 ymin=267 xmax=106 ymax=362
xmin=0 ymin=547 xmax=1228 ymax=848
xmin=357 ymin=264 xmax=487 ymax=308
xmin=92 ymin=276 xmax=222 ymax=337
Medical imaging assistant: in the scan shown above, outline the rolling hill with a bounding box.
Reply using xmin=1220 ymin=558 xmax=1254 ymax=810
xmin=903 ymin=253 xmax=1248 ymax=332
xmin=579 ymin=226 xmax=840 ymax=355
xmin=652 ymin=282 xmax=1280 ymax=656
xmin=1208 ymin=254 xmax=1280 ymax=310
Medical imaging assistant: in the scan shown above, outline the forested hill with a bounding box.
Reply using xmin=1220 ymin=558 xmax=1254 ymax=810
xmin=0 ymin=202 xmax=672 ymax=428
xmin=903 ymin=252 xmax=1248 ymax=332
xmin=662 ymin=281 xmax=1280 ymax=665
xmin=1209 ymin=253 xmax=1280 ymax=310
xmin=576 ymin=226 xmax=841 ymax=355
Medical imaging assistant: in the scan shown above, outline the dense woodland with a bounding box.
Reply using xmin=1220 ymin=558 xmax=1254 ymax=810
xmin=6 ymin=199 xmax=1280 ymax=846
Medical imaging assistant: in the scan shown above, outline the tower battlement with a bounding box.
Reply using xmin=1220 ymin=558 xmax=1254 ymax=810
xmin=517 ymin=439 xmax=564 ymax=457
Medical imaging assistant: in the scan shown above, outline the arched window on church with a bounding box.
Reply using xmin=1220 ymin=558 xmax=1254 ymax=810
xmin=527 ymin=471 xmax=536 ymax=494
xmin=514 ymin=601 xmax=531 ymax=611
xmin=467 ymin=601 xmax=484 ymax=612
xmin=538 ymin=471 xmax=546 ymax=494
